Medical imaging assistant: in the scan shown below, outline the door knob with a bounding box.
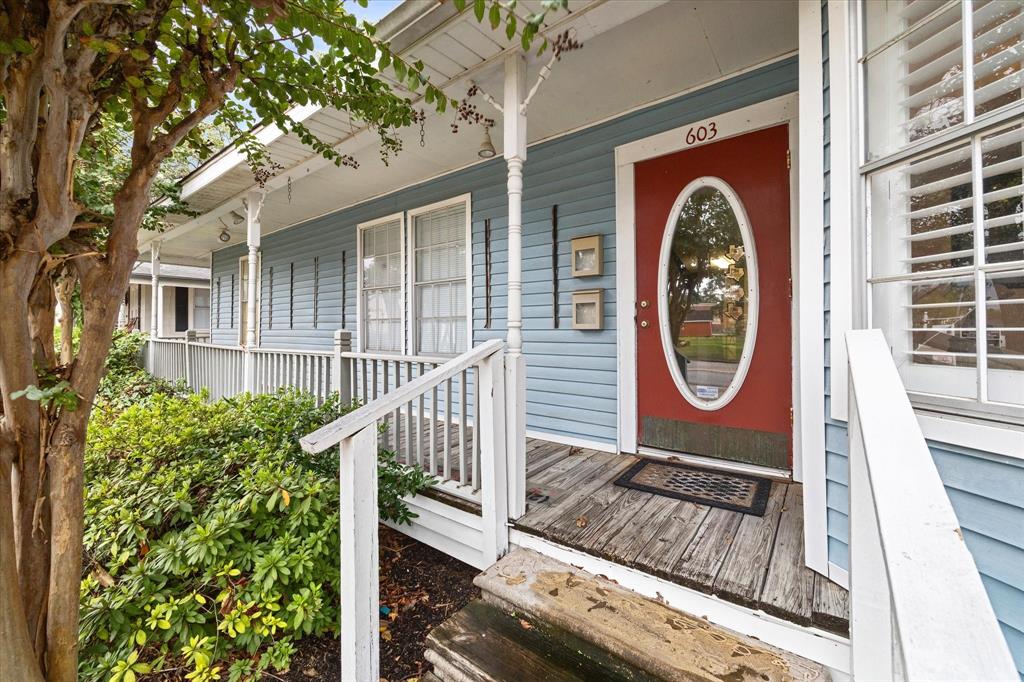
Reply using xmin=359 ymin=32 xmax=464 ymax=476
xmin=640 ymin=320 xmax=650 ymax=328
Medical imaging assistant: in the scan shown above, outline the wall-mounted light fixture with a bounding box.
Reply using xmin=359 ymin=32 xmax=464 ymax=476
xmin=218 ymin=229 xmax=231 ymax=243
xmin=478 ymin=126 xmax=496 ymax=159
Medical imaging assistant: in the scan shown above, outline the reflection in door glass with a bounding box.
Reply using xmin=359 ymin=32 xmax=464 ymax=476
xmin=666 ymin=186 xmax=750 ymax=403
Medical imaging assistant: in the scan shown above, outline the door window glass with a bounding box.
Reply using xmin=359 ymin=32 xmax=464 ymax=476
xmin=661 ymin=179 xmax=757 ymax=409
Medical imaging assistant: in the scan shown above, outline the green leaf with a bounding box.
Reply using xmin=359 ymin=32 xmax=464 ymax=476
xmin=474 ymin=0 xmax=486 ymax=23
xmin=506 ymin=13 xmax=517 ymax=41
xmin=11 ymin=38 xmax=33 ymax=54
xmin=0 ymin=41 xmax=13 ymax=55
xmin=453 ymin=0 xmax=466 ymax=10
xmin=130 ymin=48 xmax=148 ymax=61
xmin=126 ymin=75 xmax=145 ymax=88
xmin=489 ymin=3 xmax=501 ymax=29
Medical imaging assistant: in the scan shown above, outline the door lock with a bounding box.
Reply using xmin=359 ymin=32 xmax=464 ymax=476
xmin=639 ymin=299 xmax=650 ymax=308
xmin=640 ymin=320 xmax=649 ymax=328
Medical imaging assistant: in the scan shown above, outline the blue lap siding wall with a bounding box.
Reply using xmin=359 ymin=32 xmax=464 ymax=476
xmin=210 ymin=56 xmax=800 ymax=447
xmin=821 ymin=3 xmax=1024 ymax=675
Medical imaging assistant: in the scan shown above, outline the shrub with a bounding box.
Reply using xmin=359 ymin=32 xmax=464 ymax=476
xmin=96 ymin=330 xmax=188 ymax=410
xmin=80 ymin=389 xmax=433 ymax=681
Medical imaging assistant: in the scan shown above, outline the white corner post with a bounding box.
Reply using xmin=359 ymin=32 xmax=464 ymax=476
xmin=332 ymin=329 xmax=353 ymax=405
xmin=243 ymin=190 xmax=263 ymax=392
xmin=503 ymin=52 xmax=528 ymax=520
xmin=148 ymin=240 xmax=162 ymax=369
xmin=338 ymin=425 xmax=379 ymax=681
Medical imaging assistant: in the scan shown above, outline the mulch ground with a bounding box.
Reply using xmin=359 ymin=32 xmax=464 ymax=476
xmin=282 ymin=525 xmax=481 ymax=681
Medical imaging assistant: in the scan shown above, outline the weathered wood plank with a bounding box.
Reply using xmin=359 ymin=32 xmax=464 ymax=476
xmin=600 ymin=493 xmax=681 ymax=566
xmin=632 ymin=500 xmax=709 ymax=579
xmin=713 ymin=483 xmax=788 ymax=608
xmin=812 ymin=573 xmax=850 ymax=635
xmin=519 ymin=457 xmax=635 ymax=536
xmin=568 ymin=488 xmax=655 ymax=550
xmin=760 ymin=484 xmax=814 ymax=624
xmin=672 ymin=508 xmax=743 ymax=591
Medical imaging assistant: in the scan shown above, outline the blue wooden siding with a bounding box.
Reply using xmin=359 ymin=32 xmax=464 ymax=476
xmin=821 ymin=0 xmax=851 ymax=572
xmin=212 ymin=56 xmax=799 ymax=447
xmin=820 ymin=3 xmax=1023 ymax=675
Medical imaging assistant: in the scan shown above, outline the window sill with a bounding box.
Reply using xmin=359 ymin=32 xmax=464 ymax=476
xmin=914 ymin=410 xmax=1024 ymax=461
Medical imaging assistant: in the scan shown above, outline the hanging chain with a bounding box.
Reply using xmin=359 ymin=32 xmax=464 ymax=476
xmin=287 ymin=175 xmax=292 ymax=203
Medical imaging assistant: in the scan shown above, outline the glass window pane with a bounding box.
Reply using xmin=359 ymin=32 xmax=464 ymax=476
xmin=361 ymin=219 xmax=403 ymax=352
xmin=872 ymin=274 xmax=978 ymax=399
xmin=864 ymin=0 xmax=950 ymax=54
xmin=413 ymin=203 xmax=467 ymax=355
xmin=981 ymin=124 xmax=1024 ymax=264
xmin=870 ymin=143 xmax=975 ymax=278
xmin=986 ymin=269 xmax=1024 ymax=405
xmin=865 ymin=3 xmax=964 ymax=161
xmin=972 ymin=0 xmax=1023 ymax=117
xmin=665 ymin=184 xmax=751 ymax=404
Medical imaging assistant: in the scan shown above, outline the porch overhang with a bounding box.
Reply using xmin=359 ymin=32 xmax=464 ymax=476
xmin=140 ymin=0 xmax=798 ymax=266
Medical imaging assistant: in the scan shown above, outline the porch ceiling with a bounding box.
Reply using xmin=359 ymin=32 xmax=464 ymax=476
xmin=144 ymin=0 xmax=797 ymax=266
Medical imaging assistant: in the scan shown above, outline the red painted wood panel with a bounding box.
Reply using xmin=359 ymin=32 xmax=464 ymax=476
xmin=635 ymin=124 xmax=793 ymax=462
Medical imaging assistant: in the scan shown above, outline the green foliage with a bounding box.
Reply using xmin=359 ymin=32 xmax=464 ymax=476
xmin=96 ymin=330 xmax=189 ymax=410
xmin=11 ymin=380 xmax=80 ymax=411
xmin=80 ymin=389 xmax=432 ymax=680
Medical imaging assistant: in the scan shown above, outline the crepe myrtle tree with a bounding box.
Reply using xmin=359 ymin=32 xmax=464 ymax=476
xmin=0 ymin=0 xmax=566 ymax=679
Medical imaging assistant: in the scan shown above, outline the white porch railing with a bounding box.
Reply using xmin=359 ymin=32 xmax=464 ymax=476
xmin=299 ymin=339 xmax=509 ymax=681
xmin=846 ymin=330 xmax=1017 ymax=680
xmin=339 ymin=344 xmax=481 ymax=500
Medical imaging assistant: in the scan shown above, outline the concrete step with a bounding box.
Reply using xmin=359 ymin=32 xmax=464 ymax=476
xmin=474 ymin=548 xmax=829 ymax=682
xmin=425 ymin=599 xmax=658 ymax=682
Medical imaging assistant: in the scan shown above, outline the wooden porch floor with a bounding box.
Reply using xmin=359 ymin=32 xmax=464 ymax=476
xmin=516 ymin=438 xmax=850 ymax=635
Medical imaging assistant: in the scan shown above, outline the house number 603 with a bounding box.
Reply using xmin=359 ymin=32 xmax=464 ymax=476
xmin=685 ymin=122 xmax=717 ymax=145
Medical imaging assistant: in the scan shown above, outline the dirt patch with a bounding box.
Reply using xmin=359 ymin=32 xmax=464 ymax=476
xmin=283 ymin=525 xmax=481 ymax=681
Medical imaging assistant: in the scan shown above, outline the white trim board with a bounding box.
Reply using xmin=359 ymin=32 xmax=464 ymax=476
xmin=524 ymin=429 xmax=617 ymax=454
xmin=826 ymin=0 xmax=856 ymax=424
xmin=797 ymin=0 xmax=829 ymax=577
xmin=509 ymin=529 xmax=851 ymax=674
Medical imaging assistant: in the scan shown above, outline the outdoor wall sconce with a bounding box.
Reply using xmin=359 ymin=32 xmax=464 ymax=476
xmin=570 ymin=234 xmax=602 ymax=277
xmin=571 ymin=289 xmax=603 ymax=330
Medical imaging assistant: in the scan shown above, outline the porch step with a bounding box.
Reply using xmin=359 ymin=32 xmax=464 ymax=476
xmin=472 ymin=548 xmax=829 ymax=682
xmin=425 ymin=599 xmax=658 ymax=682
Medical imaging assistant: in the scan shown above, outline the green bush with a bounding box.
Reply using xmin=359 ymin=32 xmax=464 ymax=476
xmin=80 ymin=389 xmax=433 ymax=681
xmin=96 ymin=330 xmax=188 ymax=410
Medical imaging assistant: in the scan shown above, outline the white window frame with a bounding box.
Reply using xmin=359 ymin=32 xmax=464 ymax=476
xmin=832 ymin=0 xmax=1024 ymax=458
xmin=355 ymin=212 xmax=406 ymax=354
xmin=406 ymin=193 xmax=474 ymax=357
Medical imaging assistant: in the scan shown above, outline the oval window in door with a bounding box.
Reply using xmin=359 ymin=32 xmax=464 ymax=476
xmin=657 ymin=176 xmax=758 ymax=411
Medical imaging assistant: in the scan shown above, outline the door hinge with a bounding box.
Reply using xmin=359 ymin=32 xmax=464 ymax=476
xmin=789 ymin=406 xmax=794 ymax=424
xmin=786 ymin=149 xmax=791 ymax=169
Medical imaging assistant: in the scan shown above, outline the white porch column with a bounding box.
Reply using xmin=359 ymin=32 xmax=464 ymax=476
xmin=148 ymin=241 xmax=161 ymax=369
xmin=150 ymin=241 xmax=161 ymax=337
xmin=243 ymin=190 xmax=263 ymax=392
xmin=503 ymin=53 xmax=527 ymax=520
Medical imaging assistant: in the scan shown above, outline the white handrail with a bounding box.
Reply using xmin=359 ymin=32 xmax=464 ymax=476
xmin=846 ymin=329 xmax=1017 ymax=680
xmin=300 ymin=339 xmax=503 ymax=453
xmin=302 ymin=339 xmax=509 ymax=681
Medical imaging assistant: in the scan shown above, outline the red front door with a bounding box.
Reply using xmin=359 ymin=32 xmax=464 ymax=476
xmin=634 ymin=124 xmax=792 ymax=470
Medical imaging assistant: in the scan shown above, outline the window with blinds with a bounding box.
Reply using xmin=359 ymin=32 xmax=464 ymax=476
xmin=413 ymin=204 xmax=468 ymax=355
xmin=360 ymin=219 xmax=404 ymax=352
xmin=862 ymin=0 xmax=1023 ymax=418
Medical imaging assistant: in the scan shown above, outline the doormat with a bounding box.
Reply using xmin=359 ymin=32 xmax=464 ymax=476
xmin=613 ymin=459 xmax=771 ymax=516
